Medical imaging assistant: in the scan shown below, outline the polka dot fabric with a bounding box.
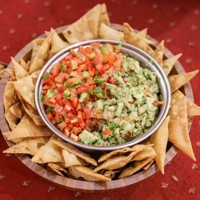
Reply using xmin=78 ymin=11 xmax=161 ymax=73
xmin=0 ymin=0 xmax=200 ymax=199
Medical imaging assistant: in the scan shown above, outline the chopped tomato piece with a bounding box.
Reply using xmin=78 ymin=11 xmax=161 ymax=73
xmin=76 ymin=86 xmax=89 ymax=94
xmin=55 ymin=72 xmax=65 ymax=84
xmin=52 ymin=65 xmax=60 ymax=76
xmin=47 ymin=113 xmax=54 ymax=121
xmin=103 ymin=129 xmax=112 ymax=135
xmin=154 ymin=100 xmax=164 ymax=105
xmin=82 ymin=106 xmax=91 ymax=118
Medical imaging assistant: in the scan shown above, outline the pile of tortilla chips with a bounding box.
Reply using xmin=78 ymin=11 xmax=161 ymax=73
xmin=2 ymin=4 xmax=200 ymax=182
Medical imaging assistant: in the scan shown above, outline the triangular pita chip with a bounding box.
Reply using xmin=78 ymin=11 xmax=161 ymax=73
xmin=62 ymin=149 xmax=86 ymax=167
xmin=137 ymin=28 xmax=155 ymax=45
xmin=3 ymin=137 xmax=48 ymax=155
xmin=47 ymin=163 xmax=69 ymax=177
xmin=68 ymin=166 xmax=111 ymax=182
xmin=29 ymin=32 xmax=53 ymax=73
xmin=162 ymin=53 xmax=182 ymax=76
xmin=7 ymin=114 xmax=52 ymax=141
xmin=51 ymin=137 xmax=97 ymax=166
xmin=168 ymin=91 xmax=196 ymax=161
xmin=30 ymin=38 xmax=45 ymax=61
xmin=5 ymin=110 xmax=19 ymax=130
xmin=32 ymin=137 xmax=64 ymax=163
xmin=172 ymin=90 xmax=200 ymax=116
xmin=11 ymin=57 xmax=28 ymax=80
xmin=99 ymin=3 xmax=110 ymax=27
xmin=19 ymin=58 xmax=29 ymax=71
xmin=153 ymin=40 xmax=164 ymax=65
xmin=168 ymin=70 xmax=199 ymax=93
xmin=123 ymin=23 xmax=154 ymax=57
xmin=9 ymin=102 xmax=24 ymax=119
xmin=99 ymin=23 xmax=124 ymax=41
xmin=150 ymin=116 xmax=170 ymax=174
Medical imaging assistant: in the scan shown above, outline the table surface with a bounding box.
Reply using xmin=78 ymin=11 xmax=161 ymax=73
xmin=0 ymin=0 xmax=200 ymax=200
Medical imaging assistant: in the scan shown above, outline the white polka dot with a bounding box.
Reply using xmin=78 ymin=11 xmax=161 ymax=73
xmin=188 ymin=41 xmax=195 ymax=47
xmin=2 ymin=45 xmax=8 ymax=51
xmin=37 ymin=16 xmax=45 ymax=22
xmin=17 ymin=13 xmax=23 ymax=19
xmin=128 ymin=15 xmax=134 ymax=20
xmin=0 ymin=10 xmax=3 ymax=14
xmin=31 ymin=32 xmax=38 ymax=38
xmin=166 ymin=38 xmax=172 ymax=43
xmin=169 ymin=22 xmax=176 ymax=27
xmin=65 ymin=5 xmax=72 ymax=10
xmin=186 ymin=58 xmax=192 ymax=64
xmin=194 ymin=10 xmax=200 ymax=15
xmin=24 ymin=0 xmax=30 ymax=3
xmin=148 ymin=18 xmax=155 ymax=24
xmin=152 ymin=4 xmax=158 ymax=9
xmin=174 ymin=6 xmax=180 ymax=12
xmin=9 ymin=29 xmax=16 ymax=34
xmin=191 ymin=25 xmax=198 ymax=31
xmin=44 ymin=1 xmax=51 ymax=6
xmin=132 ymin=0 xmax=138 ymax=5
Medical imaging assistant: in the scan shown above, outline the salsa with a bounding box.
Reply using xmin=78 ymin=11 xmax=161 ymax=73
xmin=41 ymin=42 xmax=162 ymax=146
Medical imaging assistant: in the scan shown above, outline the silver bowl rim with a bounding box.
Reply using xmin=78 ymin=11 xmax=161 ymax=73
xmin=35 ymin=39 xmax=171 ymax=151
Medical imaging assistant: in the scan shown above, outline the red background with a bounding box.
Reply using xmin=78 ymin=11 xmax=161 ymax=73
xmin=0 ymin=0 xmax=200 ymax=199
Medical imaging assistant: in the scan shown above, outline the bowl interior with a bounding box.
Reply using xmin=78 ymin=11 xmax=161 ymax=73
xmin=35 ymin=39 xmax=171 ymax=151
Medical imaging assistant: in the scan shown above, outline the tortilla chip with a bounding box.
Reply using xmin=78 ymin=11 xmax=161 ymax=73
xmin=30 ymin=38 xmax=45 ymax=61
xmin=143 ymin=159 xmax=154 ymax=171
xmin=173 ymin=90 xmax=200 ymax=116
xmin=123 ymin=23 xmax=154 ymax=57
xmin=168 ymin=91 xmax=196 ymax=161
xmin=99 ymin=3 xmax=110 ymax=27
xmin=5 ymin=110 xmax=19 ymax=130
xmin=47 ymin=163 xmax=69 ymax=177
xmin=153 ymin=40 xmax=164 ymax=65
xmin=168 ymin=70 xmax=199 ymax=93
xmin=162 ymin=53 xmax=182 ymax=76
xmin=119 ymin=156 xmax=154 ymax=178
xmin=132 ymin=146 xmax=156 ymax=161
xmin=32 ymin=137 xmax=64 ymax=163
xmin=150 ymin=116 xmax=170 ymax=174
xmin=2 ymin=131 xmax=21 ymax=143
xmin=94 ymin=150 xmax=142 ymax=172
xmin=68 ymin=166 xmax=111 ymax=182
xmin=137 ymin=28 xmax=155 ymax=45
xmin=51 ymin=137 xmax=97 ymax=166
xmin=103 ymin=170 xmax=119 ymax=179
xmin=3 ymin=137 xmax=48 ymax=155
xmin=99 ymin=23 xmax=124 ymax=41
xmin=19 ymin=58 xmax=30 ymax=71
xmin=62 ymin=149 xmax=86 ymax=167
xmin=11 ymin=57 xmax=28 ymax=80
xmin=4 ymin=81 xmax=17 ymax=113
xmin=7 ymin=114 xmax=52 ymax=141
xmin=9 ymin=102 xmax=24 ymax=119
xmin=29 ymin=32 xmax=53 ymax=73
xmin=49 ymin=28 xmax=68 ymax=57
xmin=14 ymin=75 xmax=36 ymax=108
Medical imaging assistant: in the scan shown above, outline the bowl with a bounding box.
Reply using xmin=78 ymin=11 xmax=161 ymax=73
xmin=35 ymin=39 xmax=171 ymax=151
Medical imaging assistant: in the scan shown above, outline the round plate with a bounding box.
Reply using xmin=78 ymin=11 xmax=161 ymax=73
xmin=0 ymin=24 xmax=194 ymax=191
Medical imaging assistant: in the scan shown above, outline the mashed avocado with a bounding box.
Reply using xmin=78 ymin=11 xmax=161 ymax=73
xmin=79 ymin=54 xmax=160 ymax=146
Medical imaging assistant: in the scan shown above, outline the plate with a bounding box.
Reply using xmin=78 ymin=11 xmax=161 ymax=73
xmin=0 ymin=24 xmax=194 ymax=191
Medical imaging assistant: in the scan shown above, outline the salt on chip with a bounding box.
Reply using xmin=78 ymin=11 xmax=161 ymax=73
xmin=68 ymin=166 xmax=111 ymax=182
xmin=94 ymin=151 xmax=141 ymax=172
xmin=62 ymin=149 xmax=86 ymax=167
xmin=168 ymin=90 xmax=196 ymax=161
xmin=162 ymin=53 xmax=182 ymax=76
xmin=51 ymin=137 xmax=97 ymax=166
xmin=29 ymin=32 xmax=53 ymax=73
xmin=32 ymin=137 xmax=64 ymax=163
xmin=14 ymin=75 xmax=36 ymax=109
xmin=48 ymin=28 xmax=69 ymax=57
xmin=11 ymin=57 xmax=28 ymax=80
xmin=168 ymin=70 xmax=199 ymax=93
xmin=7 ymin=114 xmax=52 ymax=141
xmin=99 ymin=23 xmax=124 ymax=41
xmin=123 ymin=23 xmax=154 ymax=57
xmin=150 ymin=116 xmax=170 ymax=174
xmin=119 ymin=156 xmax=155 ymax=179
xmin=3 ymin=137 xmax=48 ymax=156
xmin=173 ymin=90 xmax=200 ymax=117
xmin=153 ymin=40 xmax=164 ymax=65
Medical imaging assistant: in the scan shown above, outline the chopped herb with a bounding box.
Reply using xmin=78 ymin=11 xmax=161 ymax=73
xmin=109 ymin=121 xmax=117 ymax=130
xmin=60 ymin=63 xmax=66 ymax=72
xmin=89 ymin=87 xmax=103 ymax=94
xmin=94 ymin=76 xmax=104 ymax=85
xmin=47 ymin=89 xmax=54 ymax=97
xmin=39 ymin=94 xmax=44 ymax=101
xmin=43 ymin=73 xmax=49 ymax=80
xmin=64 ymin=89 xmax=71 ymax=98
xmin=46 ymin=106 xmax=52 ymax=113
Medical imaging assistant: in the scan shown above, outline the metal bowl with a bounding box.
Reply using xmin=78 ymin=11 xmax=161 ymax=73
xmin=35 ymin=39 xmax=171 ymax=151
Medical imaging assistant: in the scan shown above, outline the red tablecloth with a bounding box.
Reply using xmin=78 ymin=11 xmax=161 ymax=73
xmin=0 ymin=0 xmax=200 ymax=199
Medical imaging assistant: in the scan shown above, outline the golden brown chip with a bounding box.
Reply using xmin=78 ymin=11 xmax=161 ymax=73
xmin=32 ymin=137 xmax=64 ymax=163
xmin=119 ymin=156 xmax=154 ymax=179
xmin=99 ymin=3 xmax=110 ymax=27
xmin=153 ymin=40 xmax=164 ymax=65
xmin=168 ymin=91 xmax=196 ymax=161
xmin=123 ymin=23 xmax=154 ymax=57
xmin=19 ymin=58 xmax=29 ymax=71
xmin=9 ymin=102 xmax=24 ymax=119
xmin=143 ymin=159 xmax=154 ymax=171
xmin=62 ymin=149 xmax=86 ymax=167
xmin=29 ymin=32 xmax=53 ymax=73
xmin=150 ymin=116 xmax=170 ymax=174
xmin=51 ymin=137 xmax=97 ymax=166
xmin=30 ymin=38 xmax=45 ymax=61
xmin=5 ymin=110 xmax=19 ymax=130
xmin=99 ymin=23 xmax=124 ymax=41
xmin=137 ymin=28 xmax=155 ymax=45
xmin=3 ymin=137 xmax=48 ymax=155
xmin=68 ymin=166 xmax=111 ymax=182
xmin=103 ymin=170 xmax=119 ymax=179
xmin=172 ymin=90 xmax=200 ymax=116
xmin=47 ymin=163 xmax=69 ymax=177
xmin=7 ymin=114 xmax=52 ymax=141
xmin=11 ymin=57 xmax=28 ymax=80
xmin=168 ymin=70 xmax=199 ymax=93
xmin=162 ymin=53 xmax=182 ymax=76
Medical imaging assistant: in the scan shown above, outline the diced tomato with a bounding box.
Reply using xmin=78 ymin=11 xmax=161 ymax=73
xmin=70 ymin=133 xmax=79 ymax=141
xmin=64 ymin=55 xmax=73 ymax=61
xmin=76 ymin=103 xmax=82 ymax=111
xmin=154 ymin=100 xmax=164 ymax=105
xmin=71 ymin=96 xmax=78 ymax=108
xmin=123 ymin=77 xmax=128 ymax=83
xmin=55 ymin=72 xmax=65 ymax=84
xmin=77 ymin=64 xmax=87 ymax=72
xmin=93 ymin=52 xmax=103 ymax=65
xmin=107 ymin=77 xmax=116 ymax=85
xmin=71 ymin=127 xmax=82 ymax=135
xmin=64 ymin=117 xmax=70 ymax=123
xmin=64 ymin=104 xmax=72 ymax=112
xmin=82 ymin=106 xmax=91 ymax=118
xmin=58 ymin=85 xmax=65 ymax=93
xmin=88 ymin=67 xmax=96 ymax=76
xmin=52 ymin=65 xmax=60 ymax=76
xmin=55 ymin=113 xmax=62 ymax=123
xmin=47 ymin=113 xmax=54 ymax=121
xmin=76 ymin=86 xmax=89 ymax=94
xmin=57 ymin=99 xmax=64 ymax=107
xmin=103 ymin=129 xmax=112 ymax=135
xmin=64 ymin=127 xmax=70 ymax=137
xmin=79 ymin=121 xmax=85 ymax=129
xmin=67 ymin=123 xmax=74 ymax=131
xmin=108 ymin=54 xmax=117 ymax=64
